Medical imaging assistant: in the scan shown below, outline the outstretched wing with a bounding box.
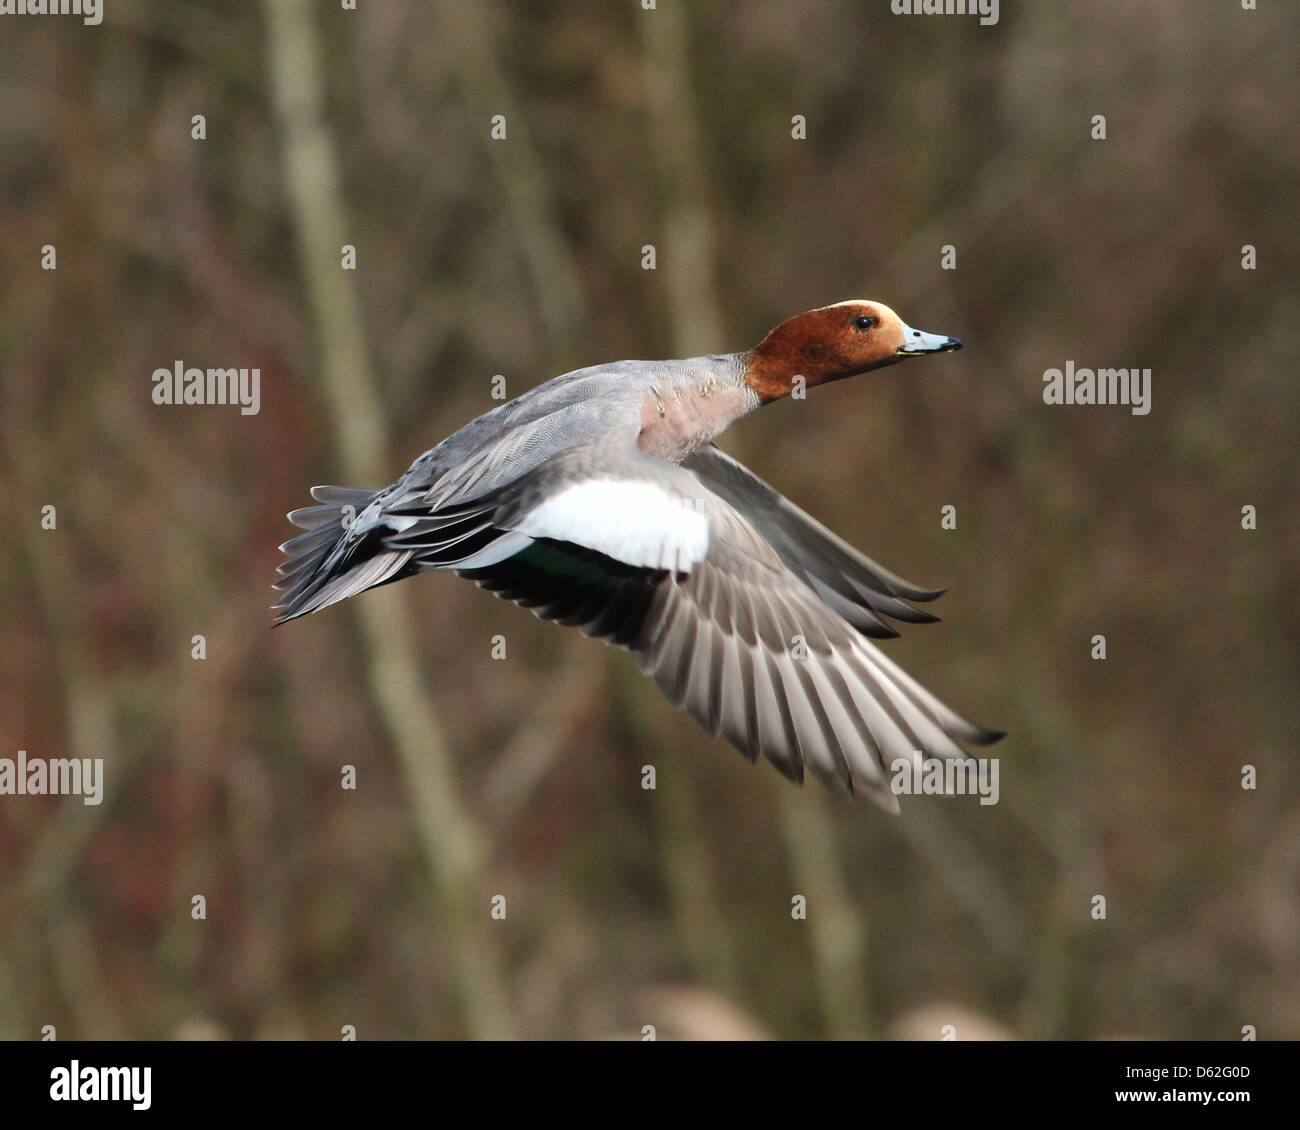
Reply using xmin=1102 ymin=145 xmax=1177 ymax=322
xmin=461 ymin=439 xmax=1002 ymax=810
xmin=682 ymin=443 xmax=944 ymax=637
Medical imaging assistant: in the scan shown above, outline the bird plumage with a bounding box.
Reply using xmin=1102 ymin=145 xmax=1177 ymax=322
xmin=275 ymin=300 xmax=1002 ymax=810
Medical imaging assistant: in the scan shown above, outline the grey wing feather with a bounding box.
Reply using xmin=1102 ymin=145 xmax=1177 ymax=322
xmin=682 ymin=444 xmax=946 ymax=635
xmin=600 ymin=467 xmax=1002 ymax=812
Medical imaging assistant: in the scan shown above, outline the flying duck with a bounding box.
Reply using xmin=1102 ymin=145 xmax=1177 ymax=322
xmin=275 ymin=301 xmax=1003 ymax=810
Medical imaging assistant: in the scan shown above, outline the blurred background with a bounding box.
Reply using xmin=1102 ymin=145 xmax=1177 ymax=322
xmin=1 ymin=0 xmax=1297 ymax=1040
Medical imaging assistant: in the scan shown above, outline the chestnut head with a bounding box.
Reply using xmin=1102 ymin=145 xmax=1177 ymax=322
xmin=745 ymin=300 xmax=961 ymax=404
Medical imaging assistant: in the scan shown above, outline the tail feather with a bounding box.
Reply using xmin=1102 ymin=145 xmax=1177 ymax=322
xmin=272 ymin=482 xmax=526 ymax=623
xmin=309 ymin=485 xmax=378 ymax=505
xmin=277 ymin=524 xmax=339 ymax=562
xmin=273 ymin=548 xmax=414 ymax=623
xmin=272 ymin=484 xmax=406 ymax=624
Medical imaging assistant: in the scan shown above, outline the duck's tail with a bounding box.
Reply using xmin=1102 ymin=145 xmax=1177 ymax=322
xmin=272 ymin=485 xmax=416 ymax=624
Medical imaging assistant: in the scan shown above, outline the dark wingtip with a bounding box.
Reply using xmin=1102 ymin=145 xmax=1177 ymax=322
xmin=970 ymin=727 xmax=1007 ymax=746
xmin=912 ymin=586 xmax=948 ymax=602
xmin=889 ymin=604 xmax=943 ymax=625
xmin=887 ymin=582 xmax=948 ymax=603
xmin=861 ymin=621 xmax=901 ymax=639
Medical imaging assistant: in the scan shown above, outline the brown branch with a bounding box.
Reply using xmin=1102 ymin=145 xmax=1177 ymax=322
xmin=262 ymin=0 xmax=512 ymax=1039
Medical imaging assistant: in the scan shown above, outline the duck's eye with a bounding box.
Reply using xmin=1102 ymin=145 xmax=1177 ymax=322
xmin=853 ymin=315 xmax=877 ymax=331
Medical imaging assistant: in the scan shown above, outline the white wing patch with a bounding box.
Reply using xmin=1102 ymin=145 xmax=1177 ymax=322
xmin=512 ymin=479 xmax=710 ymax=572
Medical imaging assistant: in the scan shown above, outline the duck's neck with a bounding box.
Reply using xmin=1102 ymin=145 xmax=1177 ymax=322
xmin=636 ymin=355 xmax=760 ymax=461
xmin=741 ymin=340 xmax=843 ymax=405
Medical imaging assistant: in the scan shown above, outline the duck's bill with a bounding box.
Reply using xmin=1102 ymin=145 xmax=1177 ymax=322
xmin=898 ymin=325 xmax=962 ymax=355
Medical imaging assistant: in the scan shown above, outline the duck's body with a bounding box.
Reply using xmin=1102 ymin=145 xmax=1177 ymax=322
xmin=276 ymin=300 xmax=1002 ymax=810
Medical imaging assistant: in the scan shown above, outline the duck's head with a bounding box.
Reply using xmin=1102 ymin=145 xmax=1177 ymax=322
xmin=744 ymin=299 xmax=961 ymax=404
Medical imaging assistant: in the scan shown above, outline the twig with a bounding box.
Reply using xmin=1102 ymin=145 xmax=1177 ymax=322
xmin=262 ymin=0 xmax=513 ymax=1039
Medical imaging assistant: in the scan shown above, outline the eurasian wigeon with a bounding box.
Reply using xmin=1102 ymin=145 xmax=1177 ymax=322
xmin=275 ymin=300 xmax=1003 ymax=810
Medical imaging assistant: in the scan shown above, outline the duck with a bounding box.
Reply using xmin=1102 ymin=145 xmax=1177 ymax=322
xmin=274 ymin=300 xmax=1003 ymax=810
